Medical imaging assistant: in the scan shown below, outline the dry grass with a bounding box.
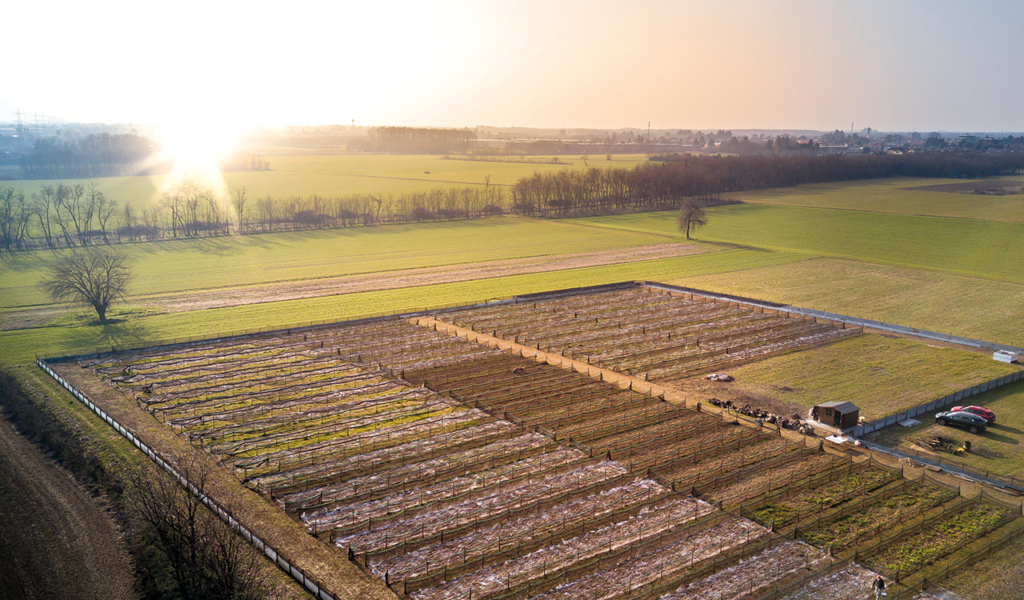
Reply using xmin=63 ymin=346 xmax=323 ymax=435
xmin=719 ymin=334 xmax=1018 ymax=420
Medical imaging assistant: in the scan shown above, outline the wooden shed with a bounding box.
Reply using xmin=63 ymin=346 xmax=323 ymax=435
xmin=812 ymin=401 xmax=860 ymax=430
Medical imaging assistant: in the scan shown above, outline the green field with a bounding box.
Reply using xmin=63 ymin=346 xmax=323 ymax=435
xmin=736 ymin=177 xmax=1024 ymax=222
xmin=0 ymin=216 xmax=676 ymax=307
xmin=0 ymin=245 xmax=805 ymax=365
xmin=725 ymin=334 xmax=1019 ymax=420
xmin=1 ymin=153 xmax=649 ymax=210
xmin=568 ymin=203 xmax=1024 ymax=283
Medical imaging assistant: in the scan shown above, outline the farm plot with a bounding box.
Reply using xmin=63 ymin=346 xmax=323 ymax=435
xmin=401 ymin=350 xmax=794 ymax=482
xmin=660 ymin=540 xmax=828 ymax=600
xmin=79 ymin=317 xmax=816 ymax=600
xmin=745 ymin=465 xmax=901 ymax=530
xmin=798 ymin=481 xmax=958 ymax=554
xmin=435 ymin=287 xmax=858 ymax=384
xmin=862 ymin=503 xmax=1016 ymax=578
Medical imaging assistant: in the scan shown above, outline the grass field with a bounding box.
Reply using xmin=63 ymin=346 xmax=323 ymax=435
xmin=736 ymin=177 xmax=1024 ymax=222
xmin=873 ymin=380 xmax=1024 ymax=480
xmin=569 ymin=204 xmax=1024 ymax=284
xmin=674 ymin=258 xmax=1024 ymax=347
xmin=724 ymin=334 xmax=1020 ymax=420
xmin=0 ymin=246 xmax=806 ymax=365
xmin=0 ymin=216 xmax=679 ymax=307
xmin=1 ymin=153 xmax=649 ymax=210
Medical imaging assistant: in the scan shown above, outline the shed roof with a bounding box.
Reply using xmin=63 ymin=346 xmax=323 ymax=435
xmin=816 ymin=401 xmax=860 ymax=413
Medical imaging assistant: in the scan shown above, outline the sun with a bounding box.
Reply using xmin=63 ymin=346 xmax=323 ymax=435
xmin=159 ymin=117 xmax=240 ymax=195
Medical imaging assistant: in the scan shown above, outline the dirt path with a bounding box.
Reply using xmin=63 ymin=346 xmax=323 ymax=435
xmin=1 ymin=243 xmax=707 ymax=331
xmin=0 ymin=416 xmax=136 ymax=600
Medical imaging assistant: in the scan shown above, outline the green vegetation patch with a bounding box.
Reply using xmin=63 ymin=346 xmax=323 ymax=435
xmin=871 ymin=504 xmax=1011 ymax=575
xmin=749 ymin=468 xmax=896 ymax=528
xmin=801 ymin=483 xmax=957 ymax=549
xmin=724 ymin=334 xmax=1019 ymax=420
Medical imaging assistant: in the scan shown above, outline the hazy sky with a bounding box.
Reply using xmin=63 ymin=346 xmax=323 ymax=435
xmin=3 ymin=0 xmax=1023 ymax=132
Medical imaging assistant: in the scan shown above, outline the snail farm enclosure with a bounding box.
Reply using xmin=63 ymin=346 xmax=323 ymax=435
xmin=41 ymin=284 xmax=1024 ymax=600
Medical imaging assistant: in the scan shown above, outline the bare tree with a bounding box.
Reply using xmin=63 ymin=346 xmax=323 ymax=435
xmin=41 ymin=247 xmax=131 ymax=323
xmin=255 ymin=195 xmax=276 ymax=231
xmin=0 ymin=187 xmax=32 ymax=252
xmin=232 ymin=186 xmax=248 ymax=234
xmin=126 ymin=454 xmax=266 ymax=600
xmin=677 ymin=197 xmax=708 ymax=240
xmin=93 ymin=186 xmax=118 ymax=245
xmin=32 ymin=186 xmax=57 ymax=248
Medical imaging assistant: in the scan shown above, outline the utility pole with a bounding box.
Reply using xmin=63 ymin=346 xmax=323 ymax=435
xmin=13 ymin=110 xmax=24 ymax=148
xmin=647 ymin=122 xmax=651 ymax=148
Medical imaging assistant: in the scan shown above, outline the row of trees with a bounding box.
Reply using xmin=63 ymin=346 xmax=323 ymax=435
xmin=0 ymin=179 xmax=509 ymax=251
xmin=352 ymin=126 xmax=476 ymax=153
xmin=235 ymin=181 xmax=506 ymax=233
xmin=4 ymin=151 xmax=1022 ymax=252
xmin=510 ymin=151 xmax=1024 ymax=217
xmin=0 ymin=183 xmax=121 ymax=251
xmin=20 ymin=133 xmax=158 ymax=179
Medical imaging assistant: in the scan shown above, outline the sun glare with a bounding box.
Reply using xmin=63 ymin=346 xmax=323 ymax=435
xmin=160 ymin=118 xmax=239 ymax=195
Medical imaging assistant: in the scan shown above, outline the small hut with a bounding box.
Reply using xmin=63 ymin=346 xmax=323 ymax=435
xmin=812 ymin=401 xmax=860 ymax=430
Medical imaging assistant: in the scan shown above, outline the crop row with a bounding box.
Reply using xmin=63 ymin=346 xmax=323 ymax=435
xmin=435 ymin=288 xmax=857 ymax=381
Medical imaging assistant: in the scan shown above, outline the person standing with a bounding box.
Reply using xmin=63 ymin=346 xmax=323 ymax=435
xmin=873 ymin=575 xmax=886 ymax=599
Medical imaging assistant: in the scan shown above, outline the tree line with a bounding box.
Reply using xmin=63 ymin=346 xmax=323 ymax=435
xmin=351 ymin=126 xmax=476 ymax=153
xmin=0 ymin=178 xmax=508 ymax=251
xmin=509 ymin=151 xmax=1024 ymax=217
xmin=20 ymin=133 xmax=158 ymax=179
xmin=3 ymin=150 xmax=1022 ymax=252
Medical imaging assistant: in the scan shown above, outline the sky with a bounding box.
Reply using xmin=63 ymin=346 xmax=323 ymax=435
xmin=3 ymin=0 xmax=1024 ymax=133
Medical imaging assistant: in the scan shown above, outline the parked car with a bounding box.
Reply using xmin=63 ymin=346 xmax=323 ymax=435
xmin=951 ymin=405 xmax=995 ymax=423
xmin=935 ymin=411 xmax=988 ymax=434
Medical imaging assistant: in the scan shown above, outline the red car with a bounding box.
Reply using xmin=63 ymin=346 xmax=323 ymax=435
xmin=951 ymin=405 xmax=995 ymax=423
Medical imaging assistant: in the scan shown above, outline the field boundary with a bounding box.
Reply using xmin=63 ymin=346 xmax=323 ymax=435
xmin=36 ymin=359 xmax=361 ymax=600
xmin=642 ymin=281 xmax=1024 ymax=354
xmin=851 ymin=371 xmax=1024 ymax=438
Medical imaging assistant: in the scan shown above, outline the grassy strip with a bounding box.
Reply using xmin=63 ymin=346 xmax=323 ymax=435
xmin=748 ymin=468 xmax=896 ymax=528
xmin=0 ymin=247 xmax=805 ymax=365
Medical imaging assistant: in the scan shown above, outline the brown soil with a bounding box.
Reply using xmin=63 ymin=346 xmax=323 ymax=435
xmin=0 ymin=243 xmax=707 ymax=331
xmin=0 ymin=415 xmax=135 ymax=600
